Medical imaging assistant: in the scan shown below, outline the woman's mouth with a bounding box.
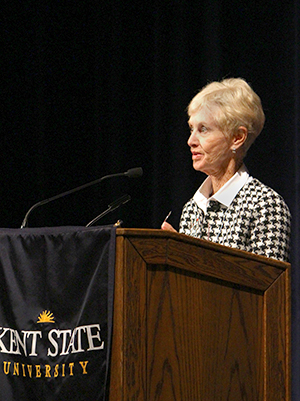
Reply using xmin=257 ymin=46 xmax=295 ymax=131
xmin=192 ymin=151 xmax=203 ymax=160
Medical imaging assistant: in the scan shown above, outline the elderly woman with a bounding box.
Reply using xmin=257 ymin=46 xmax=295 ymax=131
xmin=162 ymin=78 xmax=291 ymax=262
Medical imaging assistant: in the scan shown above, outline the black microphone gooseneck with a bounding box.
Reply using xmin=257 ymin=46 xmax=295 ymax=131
xmin=20 ymin=167 xmax=143 ymax=228
xmin=85 ymin=194 xmax=131 ymax=227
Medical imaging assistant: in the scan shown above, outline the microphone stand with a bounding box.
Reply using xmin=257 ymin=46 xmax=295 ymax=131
xmin=21 ymin=167 xmax=142 ymax=228
xmin=86 ymin=194 xmax=131 ymax=227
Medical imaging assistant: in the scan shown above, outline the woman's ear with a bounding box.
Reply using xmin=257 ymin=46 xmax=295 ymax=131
xmin=231 ymin=126 xmax=248 ymax=151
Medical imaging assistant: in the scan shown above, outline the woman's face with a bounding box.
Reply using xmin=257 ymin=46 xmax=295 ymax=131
xmin=188 ymin=107 xmax=234 ymax=177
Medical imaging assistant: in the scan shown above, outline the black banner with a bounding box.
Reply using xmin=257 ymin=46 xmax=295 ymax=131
xmin=0 ymin=225 xmax=116 ymax=401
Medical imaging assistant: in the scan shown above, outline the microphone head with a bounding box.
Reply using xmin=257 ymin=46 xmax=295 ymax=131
xmin=124 ymin=167 xmax=143 ymax=178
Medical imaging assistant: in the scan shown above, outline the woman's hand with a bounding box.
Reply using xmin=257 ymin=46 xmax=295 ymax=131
xmin=161 ymin=221 xmax=177 ymax=232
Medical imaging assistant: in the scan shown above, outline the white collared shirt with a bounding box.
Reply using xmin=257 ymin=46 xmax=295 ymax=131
xmin=193 ymin=164 xmax=252 ymax=213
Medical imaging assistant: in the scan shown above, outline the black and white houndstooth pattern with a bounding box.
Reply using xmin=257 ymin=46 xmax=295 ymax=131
xmin=179 ymin=178 xmax=291 ymax=262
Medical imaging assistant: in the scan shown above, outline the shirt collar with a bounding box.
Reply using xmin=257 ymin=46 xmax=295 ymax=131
xmin=193 ymin=164 xmax=251 ymax=213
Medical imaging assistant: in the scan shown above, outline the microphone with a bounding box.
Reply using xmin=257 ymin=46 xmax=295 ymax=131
xmin=20 ymin=167 xmax=143 ymax=228
xmin=86 ymin=194 xmax=131 ymax=227
xmin=124 ymin=167 xmax=143 ymax=178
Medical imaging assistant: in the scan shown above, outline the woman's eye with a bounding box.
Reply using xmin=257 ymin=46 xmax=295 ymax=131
xmin=189 ymin=125 xmax=208 ymax=134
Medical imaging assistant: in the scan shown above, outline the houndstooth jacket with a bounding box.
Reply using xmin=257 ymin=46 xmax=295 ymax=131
xmin=179 ymin=178 xmax=291 ymax=262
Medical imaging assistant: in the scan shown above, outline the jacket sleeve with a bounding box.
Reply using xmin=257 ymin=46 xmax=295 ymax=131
xmin=179 ymin=199 xmax=204 ymax=238
xmin=248 ymin=192 xmax=291 ymax=262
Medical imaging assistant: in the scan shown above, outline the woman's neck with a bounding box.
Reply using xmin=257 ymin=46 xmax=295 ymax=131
xmin=210 ymin=160 xmax=243 ymax=195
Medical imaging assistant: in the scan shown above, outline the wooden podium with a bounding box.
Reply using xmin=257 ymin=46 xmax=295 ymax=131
xmin=109 ymin=229 xmax=291 ymax=401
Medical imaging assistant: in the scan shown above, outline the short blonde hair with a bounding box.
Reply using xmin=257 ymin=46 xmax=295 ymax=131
xmin=188 ymin=78 xmax=265 ymax=151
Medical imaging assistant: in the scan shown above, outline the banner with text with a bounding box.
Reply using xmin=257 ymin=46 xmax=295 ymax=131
xmin=0 ymin=225 xmax=116 ymax=401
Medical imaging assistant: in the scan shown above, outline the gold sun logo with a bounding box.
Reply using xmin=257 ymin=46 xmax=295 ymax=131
xmin=37 ymin=310 xmax=55 ymax=324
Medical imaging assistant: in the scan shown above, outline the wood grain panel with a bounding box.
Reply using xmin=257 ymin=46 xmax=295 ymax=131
xmin=128 ymin=235 xmax=285 ymax=291
xmin=146 ymin=265 xmax=264 ymax=400
xmin=264 ymin=266 xmax=291 ymax=400
xmin=109 ymin=229 xmax=291 ymax=401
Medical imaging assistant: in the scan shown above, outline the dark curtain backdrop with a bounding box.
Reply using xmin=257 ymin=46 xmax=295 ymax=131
xmin=2 ymin=0 xmax=300 ymax=398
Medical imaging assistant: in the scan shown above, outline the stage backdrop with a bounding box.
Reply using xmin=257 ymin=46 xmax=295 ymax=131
xmin=2 ymin=1 xmax=300 ymax=399
xmin=0 ymin=225 xmax=116 ymax=401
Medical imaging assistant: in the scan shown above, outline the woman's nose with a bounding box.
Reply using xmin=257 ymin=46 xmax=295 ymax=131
xmin=187 ymin=131 xmax=197 ymax=147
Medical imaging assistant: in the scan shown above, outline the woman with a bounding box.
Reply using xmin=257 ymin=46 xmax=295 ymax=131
xmin=161 ymin=78 xmax=291 ymax=262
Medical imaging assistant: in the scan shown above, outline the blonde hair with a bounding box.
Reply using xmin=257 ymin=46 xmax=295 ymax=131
xmin=188 ymin=78 xmax=265 ymax=151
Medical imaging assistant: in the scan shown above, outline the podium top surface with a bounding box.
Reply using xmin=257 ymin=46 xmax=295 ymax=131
xmin=116 ymin=228 xmax=290 ymax=291
xmin=116 ymin=228 xmax=289 ymax=269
